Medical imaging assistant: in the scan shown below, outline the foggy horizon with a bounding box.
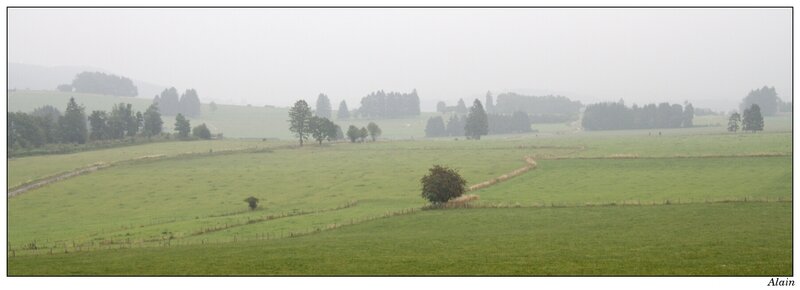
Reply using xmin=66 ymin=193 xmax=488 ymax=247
xmin=9 ymin=8 xmax=792 ymax=112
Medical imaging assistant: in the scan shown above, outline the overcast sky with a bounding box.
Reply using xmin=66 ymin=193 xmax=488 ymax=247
xmin=9 ymin=8 xmax=792 ymax=111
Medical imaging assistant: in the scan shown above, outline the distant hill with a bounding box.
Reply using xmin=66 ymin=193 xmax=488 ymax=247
xmin=8 ymin=62 xmax=166 ymax=98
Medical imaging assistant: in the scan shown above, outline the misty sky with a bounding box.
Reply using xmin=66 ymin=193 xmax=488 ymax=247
xmin=9 ymin=8 xmax=792 ymax=112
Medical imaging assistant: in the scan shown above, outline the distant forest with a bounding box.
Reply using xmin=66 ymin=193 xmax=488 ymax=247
xmin=582 ymin=101 xmax=694 ymax=131
xmin=61 ymin=72 xmax=139 ymax=97
xmin=425 ymin=111 xmax=532 ymax=138
xmin=358 ymin=90 xmax=420 ymax=118
xmin=494 ymin=93 xmax=582 ymax=123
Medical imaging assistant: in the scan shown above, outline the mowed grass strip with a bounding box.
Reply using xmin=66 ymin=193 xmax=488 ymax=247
xmin=479 ymin=156 xmax=791 ymax=205
xmin=8 ymin=202 xmax=790 ymax=276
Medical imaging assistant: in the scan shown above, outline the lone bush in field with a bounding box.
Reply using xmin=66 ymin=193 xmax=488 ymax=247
xmin=244 ymin=196 xmax=259 ymax=210
xmin=420 ymin=165 xmax=467 ymax=205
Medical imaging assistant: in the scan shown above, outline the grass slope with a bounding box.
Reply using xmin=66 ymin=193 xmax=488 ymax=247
xmin=8 ymin=139 xmax=279 ymax=189
xmin=8 ymin=202 xmax=791 ymax=275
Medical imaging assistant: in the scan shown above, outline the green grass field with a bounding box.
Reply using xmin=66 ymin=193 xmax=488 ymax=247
xmin=8 ymin=203 xmax=790 ymax=275
xmin=8 ymin=139 xmax=283 ymax=189
xmin=6 ymin=91 xmax=793 ymax=275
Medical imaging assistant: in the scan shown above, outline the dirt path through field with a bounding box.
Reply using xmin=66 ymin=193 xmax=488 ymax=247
xmin=8 ymin=163 xmax=111 ymax=198
xmin=468 ymin=156 xmax=538 ymax=192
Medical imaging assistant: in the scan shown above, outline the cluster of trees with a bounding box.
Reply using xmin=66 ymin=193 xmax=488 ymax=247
xmin=289 ymin=100 xmax=385 ymax=145
xmin=8 ymin=98 xmax=165 ymax=150
xmin=88 ymin=103 xmax=164 ymax=141
xmin=174 ymin=114 xmax=213 ymax=140
xmin=488 ymin=112 xmax=532 ymax=135
xmin=582 ymin=101 xmax=694 ymax=131
xmin=358 ymin=89 xmax=420 ymax=118
xmin=728 ymin=104 xmax=764 ymax=133
xmin=427 ymin=100 xmax=502 ymax=139
xmin=8 ymin=106 xmax=63 ymax=149
xmin=60 ymin=72 xmax=138 ymax=97
xmin=426 ymin=101 xmax=530 ymax=138
xmin=153 ymin=87 xmax=202 ymax=117
xmin=289 ymin=100 xmax=342 ymax=146
xmin=494 ymin=93 xmax=582 ymax=123
xmin=345 ymin=124 xmax=379 ymax=143
xmin=9 ymin=99 xmax=89 ymax=148
xmin=740 ymin=86 xmax=789 ymax=116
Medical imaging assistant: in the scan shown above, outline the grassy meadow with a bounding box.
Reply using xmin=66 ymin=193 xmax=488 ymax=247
xmin=5 ymin=92 xmax=793 ymax=275
xmin=8 ymin=203 xmax=791 ymax=275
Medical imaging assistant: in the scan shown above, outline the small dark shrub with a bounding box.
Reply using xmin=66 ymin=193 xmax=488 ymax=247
xmin=244 ymin=196 xmax=259 ymax=210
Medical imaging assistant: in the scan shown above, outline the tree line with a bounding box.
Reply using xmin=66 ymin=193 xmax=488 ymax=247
xmin=727 ymin=104 xmax=764 ymax=133
xmin=581 ymin=101 xmax=694 ymax=131
xmin=153 ymin=87 xmax=202 ymax=117
xmin=58 ymin=71 xmax=138 ymax=97
xmin=357 ymin=89 xmax=420 ymax=119
xmin=493 ymin=92 xmax=582 ymax=123
xmin=426 ymin=102 xmax=530 ymax=138
xmin=426 ymin=99 xmax=518 ymax=139
xmin=9 ymin=98 xmax=163 ymax=150
xmin=740 ymin=86 xmax=790 ymax=116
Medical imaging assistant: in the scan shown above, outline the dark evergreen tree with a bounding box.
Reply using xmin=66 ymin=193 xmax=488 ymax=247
xmin=288 ymin=100 xmax=313 ymax=146
xmin=456 ymin=98 xmax=468 ymax=114
xmin=465 ymin=99 xmax=489 ymax=140
xmin=337 ymin=100 xmax=350 ymax=120
xmin=155 ymin=87 xmax=180 ymax=116
xmin=446 ymin=114 xmax=466 ymax=137
xmin=315 ymin=93 xmax=332 ymax=119
xmin=742 ymin=104 xmax=764 ymax=133
xmin=88 ymin=110 xmax=109 ymax=141
xmin=425 ymin=116 xmax=447 ymax=137
xmin=143 ymin=103 xmax=163 ymax=137
xmin=485 ymin=91 xmax=495 ymax=114
xmin=179 ymin=89 xmax=202 ymax=117
xmin=58 ymin=97 xmax=88 ymax=144
xmin=174 ymin=113 xmax=191 ymax=138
